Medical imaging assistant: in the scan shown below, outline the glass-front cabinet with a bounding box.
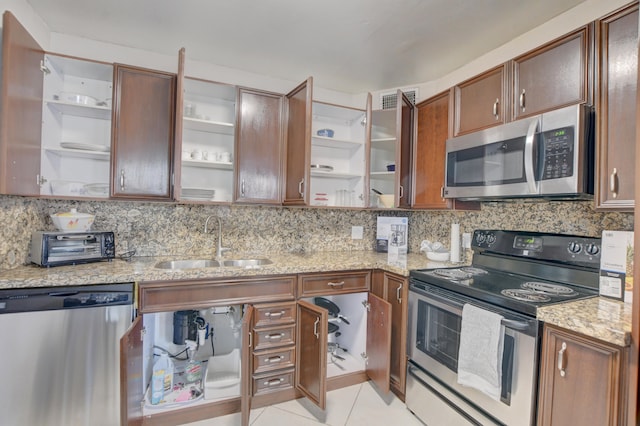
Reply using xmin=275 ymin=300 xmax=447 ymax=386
xmin=369 ymin=90 xmax=414 ymax=209
xmin=309 ymin=100 xmax=369 ymax=207
xmin=41 ymin=55 xmax=113 ymax=198
xmin=179 ymin=77 xmax=236 ymax=202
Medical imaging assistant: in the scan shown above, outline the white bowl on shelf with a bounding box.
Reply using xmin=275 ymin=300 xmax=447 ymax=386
xmin=49 ymin=180 xmax=87 ymax=196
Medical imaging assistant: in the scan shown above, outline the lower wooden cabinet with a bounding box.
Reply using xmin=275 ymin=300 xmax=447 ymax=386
xmin=372 ymin=270 xmax=408 ymax=399
xmin=121 ymin=270 xmax=401 ymax=425
xmin=537 ymin=324 xmax=629 ymax=425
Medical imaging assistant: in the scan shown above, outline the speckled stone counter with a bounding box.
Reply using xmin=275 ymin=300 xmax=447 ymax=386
xmin=538 ymin=297 xmax=632 ymax=347
xmin=0 ymin=251 xmax=452 ymax=289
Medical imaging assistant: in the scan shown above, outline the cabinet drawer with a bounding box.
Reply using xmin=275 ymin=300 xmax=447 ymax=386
xmin=253 ymin=324 xmax=295 ymax=350
xmin=253 ymin=346 xmax=296 ymax=374
xmin=299 ymin=270 xmax=371 ymax=297
xmin=253 ymin=302 xmax=296 ymax=328
xmin=139 ymin=275 xmax=296 ymax=313
xmin=253 ymin=369 xmax=295 ymax=395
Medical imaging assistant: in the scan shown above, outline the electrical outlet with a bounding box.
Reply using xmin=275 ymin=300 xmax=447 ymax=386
xmin=352 ymin=226 xmax=364 ymax=239
xmin=462 ymin=233 xmax=472 ymax=249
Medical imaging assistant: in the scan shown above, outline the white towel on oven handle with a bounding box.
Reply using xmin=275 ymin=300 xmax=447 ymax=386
xmin=457 ymin=303 xmax=504 ymax=401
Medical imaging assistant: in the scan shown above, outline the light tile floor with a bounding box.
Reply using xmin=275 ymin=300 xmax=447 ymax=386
xmin=182 ymin=381 xmax=424 ymax=426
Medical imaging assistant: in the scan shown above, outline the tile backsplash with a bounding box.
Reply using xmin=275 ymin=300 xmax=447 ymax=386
xmin=0 ymin=195 xmax=633 ymax=270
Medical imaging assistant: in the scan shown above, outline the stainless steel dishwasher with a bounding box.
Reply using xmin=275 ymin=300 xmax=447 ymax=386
xmin=0 ymin=283 xmax=134 ymax=426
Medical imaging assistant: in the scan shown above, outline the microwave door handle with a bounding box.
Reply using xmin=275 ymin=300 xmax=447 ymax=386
xmin=524 ymin=119 xmax=540 ymax=195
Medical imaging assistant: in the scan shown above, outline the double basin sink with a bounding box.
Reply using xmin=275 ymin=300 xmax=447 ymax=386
xmin=155 ymin=258 xmax=273 ymax=270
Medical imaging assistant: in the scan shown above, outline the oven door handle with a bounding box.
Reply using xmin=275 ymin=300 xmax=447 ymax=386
xmin=500 ymin=318 xmax=530 ymax=331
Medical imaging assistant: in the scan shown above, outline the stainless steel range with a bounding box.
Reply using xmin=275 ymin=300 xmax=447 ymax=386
xmin=406 ymin=230 xmax=601 ymax=426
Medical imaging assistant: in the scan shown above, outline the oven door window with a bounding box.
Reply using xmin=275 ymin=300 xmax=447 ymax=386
xmin=416 ymin=298 xmax=515 ymax=405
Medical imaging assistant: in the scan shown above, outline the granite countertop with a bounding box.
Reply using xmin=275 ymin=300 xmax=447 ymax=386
xmin=0 ymin=251 xmax=631 ymax=347
xmin=537 ymin=297 xmax=632 ymax=347
xmin=0 ymin=251 xmax=445 ymax=289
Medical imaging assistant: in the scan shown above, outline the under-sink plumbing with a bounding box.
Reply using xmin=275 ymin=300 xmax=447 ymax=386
xmin=204 ymin=216 xmax=231 ymax=261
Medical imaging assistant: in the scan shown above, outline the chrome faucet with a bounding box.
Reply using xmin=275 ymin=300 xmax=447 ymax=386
xmin=204 ymin=216 xmax=231 ymax=260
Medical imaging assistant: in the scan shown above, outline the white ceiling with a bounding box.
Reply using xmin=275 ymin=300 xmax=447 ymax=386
xmin=25 ymin=0 xmax=586 ymax=93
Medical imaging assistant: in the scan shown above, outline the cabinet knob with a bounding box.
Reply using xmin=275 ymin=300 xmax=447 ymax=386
xmin=610 ymin=168 xmax=618 ymax=199
xmin=557 ymin=341 xmax=567 ymax=377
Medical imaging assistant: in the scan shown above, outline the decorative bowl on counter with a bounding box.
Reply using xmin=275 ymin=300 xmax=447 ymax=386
xmin=426 ymin=251 xmax=450 ymax=262
xmin=50 ymin=208 xmax=95 ymax=232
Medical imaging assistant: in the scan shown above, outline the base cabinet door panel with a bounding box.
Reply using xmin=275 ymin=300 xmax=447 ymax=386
xmin=365 ymin=293 xmax=392 ymax=394
xmin=537 ymin=324 xmax=628 ymax=426
xmin=295 ymin=299 xmax=328 ymax=410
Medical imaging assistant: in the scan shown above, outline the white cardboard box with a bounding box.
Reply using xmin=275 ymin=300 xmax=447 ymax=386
xmin=599 ymin=230 xmax=634 ymax=303
xmin=376 ymin=216 xmax=408 ymax=254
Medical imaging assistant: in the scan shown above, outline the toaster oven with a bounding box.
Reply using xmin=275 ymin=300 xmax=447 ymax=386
xmin=28 ymin=231 xmax=115 ymax=267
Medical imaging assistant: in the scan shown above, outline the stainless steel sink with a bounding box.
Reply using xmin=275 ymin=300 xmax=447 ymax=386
xmin=222 ymin=258 xmax=273 ymax=268
xmin=154 ymin=259 xmax=221 ymax=270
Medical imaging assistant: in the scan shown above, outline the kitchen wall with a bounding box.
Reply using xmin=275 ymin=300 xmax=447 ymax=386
xmin=0 ymin=194 xmax=632 ymax=270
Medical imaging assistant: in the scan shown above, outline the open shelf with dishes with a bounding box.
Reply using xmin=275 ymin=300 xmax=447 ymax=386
xmin=310 ymin=101 xmax=367 ymax=207
xmin=369 ymin=110 xmax=398 ymax=207
xmin=179 ymin=78 xmax=236 ymax=203
xmin=39 ymin=54 xmax=113 ymax=198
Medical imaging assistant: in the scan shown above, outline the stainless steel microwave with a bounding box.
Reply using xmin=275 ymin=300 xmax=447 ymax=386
xmin=443 ymin=104 xmax=594 ymax=200
xmin=28 ymin=231 xmax=116 ymax=267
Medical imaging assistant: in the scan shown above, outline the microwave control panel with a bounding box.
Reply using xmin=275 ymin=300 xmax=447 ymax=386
xmin=541 ymin=126 xmax=574 ymax=180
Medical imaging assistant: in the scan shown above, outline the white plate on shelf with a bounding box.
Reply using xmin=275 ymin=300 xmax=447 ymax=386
xmin=60 ymin=142 xmax=110 ymax=152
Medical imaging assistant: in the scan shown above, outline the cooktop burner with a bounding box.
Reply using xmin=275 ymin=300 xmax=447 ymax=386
xmin=521 ymin=281 xmax=576 ymax=296
xmin=501 ymin=289 xmax=552 ymax=303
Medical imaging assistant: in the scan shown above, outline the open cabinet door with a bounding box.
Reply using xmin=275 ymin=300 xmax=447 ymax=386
xmin=283 ymin=77 xmax=312 ymax=206
xmin=241 ymin=305 xmax=254 ymax=426
xmin=0 ymin=12 xmax=44 ymax=195
xmin=120 ymin=316 xmax=143 ymax=426
xmin=365 ymin=293 xmax=392 ymax=393
xmin=296 ymin=299 xmax=328 ymax=409
xmin=172 ymin=47 xmax=185 ymax=200
xmin=395 ymin=90 xmax=415 ymax=209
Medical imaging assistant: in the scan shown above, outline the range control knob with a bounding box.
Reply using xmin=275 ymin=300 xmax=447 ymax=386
xmin=585 ymin=244 xmax=600 ymax=256
xmin=476 ymin=233 xmax=486 ymax=244
xmin=568 ymin=242 xmax=582 ymax=254
xmin=486 ymin=234 xmax=496 ymax=244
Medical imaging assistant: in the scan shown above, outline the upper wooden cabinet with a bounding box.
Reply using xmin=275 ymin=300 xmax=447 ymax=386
xmin=283 ymin=78 xmax=312 ymax=206
xmin=0 ymin=11 xmax=44 ymax=196
xmin=111 ymin=64 xmax=176 ymax=200
xmin=234 ymin=87 xmax=284 ymax=204
xmin=512 ymin=24 xmax=593 ymax=120
xmin=453 ymin=64 xmax=508 ymax=136
xmin=413 ymin=90 xmax=451 ymax=209
xmin=537 ymin=324 xmax=628 ymax=425
xmin=369 ymin=90 xmax=414 ymax=209
xmin=594 ymin=2 xmax=638 ymax=211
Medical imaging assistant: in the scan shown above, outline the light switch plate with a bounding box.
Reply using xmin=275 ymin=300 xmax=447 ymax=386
xmin=352 ymin=226 xmax=364 ymax=239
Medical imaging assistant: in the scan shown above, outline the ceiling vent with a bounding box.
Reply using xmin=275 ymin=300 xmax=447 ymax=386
xmin=380 ymin=88 xmax=418 ymax=110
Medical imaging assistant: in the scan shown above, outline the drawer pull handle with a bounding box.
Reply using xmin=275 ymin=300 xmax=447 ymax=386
xmin=264 ymin=378 xmax=284 ymax=387
xmin=265 ymin=310 xmax=285 ymax=318
xmin=241 ymin=179 xmax=246 ymax=197
xmin=492 ymin=98 xmax=499 ymax=119
xmin=266 ymin=355 xmax=285 ymax=363
xmin=265 ymin=332 xmax=285 ymax=340
xmin=519 ymin=89 xmax=526 ymax=111
xmin=120 ymin=169 xmax=126 ymax=191
xmin=557 ymin=342 xmax=567 ymax=377
xmin=298 ymin=178 xmax=304 ymax=197
xmin=327 ymin=281 xmax=345 ymax=288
